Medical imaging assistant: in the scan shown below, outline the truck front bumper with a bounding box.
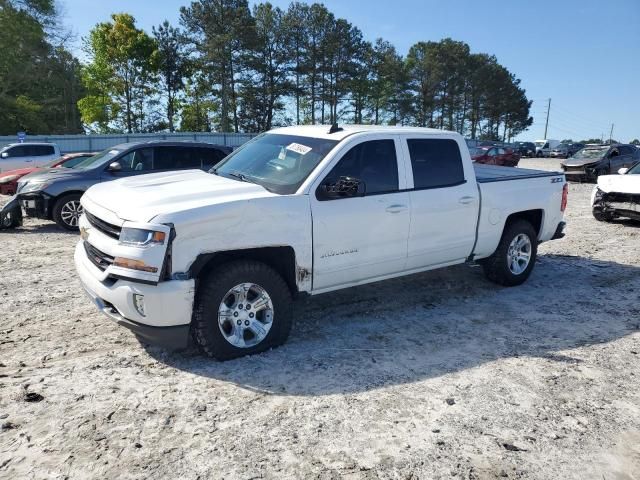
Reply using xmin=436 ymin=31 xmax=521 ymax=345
xmin=74 ymin=241 xmax=195 ymax=349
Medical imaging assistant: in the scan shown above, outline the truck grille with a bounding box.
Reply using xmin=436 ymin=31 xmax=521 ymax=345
xmin=85 ymin=211 xmax=121 ymax=239
xmin=83 ymin=241 xmax=114 ymax=272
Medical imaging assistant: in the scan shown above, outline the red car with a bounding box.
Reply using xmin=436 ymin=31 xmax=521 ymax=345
xmin=470 ymin=146 xmax=520 ymax=167
xmin=0 ymin=152 xmax=95 ymax=195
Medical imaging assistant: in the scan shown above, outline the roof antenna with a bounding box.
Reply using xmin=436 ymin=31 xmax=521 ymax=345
xmin=328 ymin=123 xmax=343 ymax=134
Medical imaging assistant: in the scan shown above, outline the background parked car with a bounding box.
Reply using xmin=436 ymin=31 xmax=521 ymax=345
xmin=0 ymin=152 xmax=95 ymax=195
xmin=561 ymin=144 xmax=640 ymax=181
xmin=7 ymin=141 xmax=232 ymax=230
xmin=535 ymin=139 xmax=561 ymax=157
xmin=549 ymin=142 xmax=585 ymax=158
xmin=470 ymin=146 xmax=520 ymax=167
xmin=0 ymin=143 xmax=60 ymax=172
xmin=513 ymin=141 xmax=536 ymax=157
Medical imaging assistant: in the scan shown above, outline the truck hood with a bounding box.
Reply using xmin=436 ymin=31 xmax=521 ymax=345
xmin=83 ymin=170 xmax=275 ymax=222
xmin=597 ymin=174 xmax=640 ymax=194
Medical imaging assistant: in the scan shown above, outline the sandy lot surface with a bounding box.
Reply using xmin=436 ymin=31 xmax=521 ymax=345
xmin=1 ymin=158 xmax=639 ymax=479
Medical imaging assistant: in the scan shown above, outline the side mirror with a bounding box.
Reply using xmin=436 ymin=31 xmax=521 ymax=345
xmin=1 ymin=152 xmax=8 ymax=159
xmin=108 ymin=161 xmax=122 ymax=172
xmin=318 ymin=176 xmax=366 ymax=200
xmin=618 ymin=168 xmax=628 ymax=175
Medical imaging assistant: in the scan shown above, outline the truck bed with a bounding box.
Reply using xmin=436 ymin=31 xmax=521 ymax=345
xmin=474 ymin=164 xmax=562 ymax=183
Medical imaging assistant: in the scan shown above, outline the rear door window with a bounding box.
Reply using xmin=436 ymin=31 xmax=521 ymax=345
xmin=154 ymin=146 xmax=201 ymax=170
xmin=407 ymin=139 xmax=465 ymax=189
xmin=199 ymin=148 xmax=227 ymax=170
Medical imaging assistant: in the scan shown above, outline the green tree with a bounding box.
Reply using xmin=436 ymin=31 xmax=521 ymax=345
xmin=180 ymin=0 xmax=255 ymax=132
xmin=153 ymin=20 xmax=190 ymax=132
xmin=0 ymin=0 xmax=83 ymax=134
xmin=238 ymin=2 xmax=292 ymax=132
xmin=79 ymin=13 xmax=159 ymax=133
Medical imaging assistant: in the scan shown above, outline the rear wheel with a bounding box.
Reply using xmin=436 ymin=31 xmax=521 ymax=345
xmin=192 ymin=260 xmax=293 ymax=360
xmin=52 ymin=194 xmax=83 ymax=231
xmin=481 ymin=220 xmax=538 ymax=286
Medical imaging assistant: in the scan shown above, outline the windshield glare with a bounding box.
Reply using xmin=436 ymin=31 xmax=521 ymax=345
xmin=211 ymin=133 xmax=339 ymax=194
xmin=73 ymin=149 xmax=121 ymax=169
xmin=573 ymin=148 xmax=607 ymax=160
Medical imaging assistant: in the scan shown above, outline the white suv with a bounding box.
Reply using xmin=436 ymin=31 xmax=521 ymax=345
xmin=0 ymin=143 xmax=61 ymax=172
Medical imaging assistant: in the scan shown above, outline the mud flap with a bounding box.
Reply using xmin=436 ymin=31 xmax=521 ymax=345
xmin=0 ymin=196 xmax=23 ymax=229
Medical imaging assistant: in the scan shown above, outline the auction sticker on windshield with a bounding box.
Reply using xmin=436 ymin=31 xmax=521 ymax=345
xmin=286 ymin=143 xmax=312 ymax=155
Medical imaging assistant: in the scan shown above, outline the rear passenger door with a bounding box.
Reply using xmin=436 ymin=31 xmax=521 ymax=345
xmin=403 ymin=137 xmax=479 ymax=270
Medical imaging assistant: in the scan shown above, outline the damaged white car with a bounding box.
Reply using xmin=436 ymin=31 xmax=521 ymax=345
xmin=592 ymin=163 xmax=640 ymax=222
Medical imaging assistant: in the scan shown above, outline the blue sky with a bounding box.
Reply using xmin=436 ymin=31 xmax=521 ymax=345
xmin=61 ymin=0 xmax=639 ymax=142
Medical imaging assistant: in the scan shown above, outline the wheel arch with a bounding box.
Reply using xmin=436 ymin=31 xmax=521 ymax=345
xmin=504 ymin=209 xmax=544 ymax=238
xmin=189 ymin=246 xmax=301 ymax=295
xmin=50 ymin=190 xmax=86 ymax=219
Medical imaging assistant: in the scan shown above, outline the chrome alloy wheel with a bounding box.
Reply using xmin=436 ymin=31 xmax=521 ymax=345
xmin=218 ymin=283 xmax=274 ymax=348
xmin=60 ymin=200 xmax=83 ymax=227
xmin=507 ymin=233 xmax=532 ymax=275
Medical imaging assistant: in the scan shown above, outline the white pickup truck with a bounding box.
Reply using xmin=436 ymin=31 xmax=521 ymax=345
xmin=74 ymin=125 xmax=568 ymax=360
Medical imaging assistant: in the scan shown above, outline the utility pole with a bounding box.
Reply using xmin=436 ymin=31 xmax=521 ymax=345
xmin=609 ymin=123 xmax=614 ymax=144
xmin=543 ymin=98 xmax=551 ymax=139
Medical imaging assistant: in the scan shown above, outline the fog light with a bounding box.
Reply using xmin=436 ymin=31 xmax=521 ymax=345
xmin=133 ymin=294 xmax=146 ymax=317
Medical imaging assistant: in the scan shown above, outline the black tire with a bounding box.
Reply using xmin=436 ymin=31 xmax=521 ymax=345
xmin=52 ymin=193 xmax=83 ymax=231
xmin=481 ymin=219 xmax=538 ymax=287
xmin=536 ymin=151 xmax=543 ymax=158
xmin=192 ymin=260 xmax=293 ymax=360
xmin=592 ymin=208 xmax=613 ymax=222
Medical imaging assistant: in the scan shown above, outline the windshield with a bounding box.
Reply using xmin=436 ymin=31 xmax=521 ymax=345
xmin=535 ymin=141 xmax=546 ymax=147
xmin=628 ymin=162 xmax=640 ymax=174
xmin=211 ymin=133 xmax=339 ymax=194
xmin=572 ymin=147 xmax=608 ymax=160
xmin=73 ymin=149 xmax=122 ymax=169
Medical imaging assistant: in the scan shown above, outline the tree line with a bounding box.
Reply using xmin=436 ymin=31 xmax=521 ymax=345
xmin=1 ymin=0 xmax=533 ymax=141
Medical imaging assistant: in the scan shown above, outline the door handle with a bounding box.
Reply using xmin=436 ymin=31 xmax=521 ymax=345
xmin=459 ymin=196 xmax=476 ymax=205
xmin=385 ymin=204 xmax=408 ymax=214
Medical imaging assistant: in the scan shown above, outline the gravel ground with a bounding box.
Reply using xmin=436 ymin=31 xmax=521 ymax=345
xmin=1 ymin=158 xmax=639 ymax=479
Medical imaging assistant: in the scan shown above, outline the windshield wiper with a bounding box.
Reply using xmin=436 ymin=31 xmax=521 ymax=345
xmin=225 ymin=171 xmax=256 ymax=184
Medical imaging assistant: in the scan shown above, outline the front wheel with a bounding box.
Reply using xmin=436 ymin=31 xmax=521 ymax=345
xmin=592 ymin=208 xmax=613 ymax=222
xmin=481 ymin=220 xmax=538 ymax=287
xmin=192 ymin=260 xmax=293 ymax=360
xmin=52 ymin=194 xmax=83 ymax=231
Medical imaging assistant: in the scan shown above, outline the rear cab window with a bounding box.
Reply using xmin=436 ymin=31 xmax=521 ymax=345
xmin=406 ymin=138 xmax=465 ymax=189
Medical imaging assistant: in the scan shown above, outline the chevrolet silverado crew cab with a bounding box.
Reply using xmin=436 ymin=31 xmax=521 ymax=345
xmin=75 ymin=125 xmax=568 ymax=360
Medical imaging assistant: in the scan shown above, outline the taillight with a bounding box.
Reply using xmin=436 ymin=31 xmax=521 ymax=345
xmin=561 ymin=183 xmax=568 ymax=212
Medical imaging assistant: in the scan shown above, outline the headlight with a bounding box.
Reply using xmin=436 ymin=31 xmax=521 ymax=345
xmin=19 ymin=181 xmax=50 ymax=193
xmin=119 ymin=227 xmax=166 ymax=247
xmin=0 ymin=175 xmax=20 ymax=184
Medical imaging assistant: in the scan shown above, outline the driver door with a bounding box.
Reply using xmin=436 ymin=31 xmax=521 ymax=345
xmin=310 ymin=137 xmax=410 ymax=291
